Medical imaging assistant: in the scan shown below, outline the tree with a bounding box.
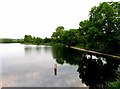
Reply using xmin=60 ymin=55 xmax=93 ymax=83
xmin=23 ymin=35 xmax=42 ymax=45
xmin=79 ymin=2 xmax=120 ymax=53
xmin=43 ymin=37 xmax=51 ymax=43
xmin=79 ymin=20 xmax=92 ymax=47
xmin=62 ymin=29 xmax=80 ymax=46
xmin=24 ymin=35 xmax=33 ymax=43
xmin=35 ymin=37 xmax=42 ymax=45
xmin=51 ymin=26 xmax=64 ymax=43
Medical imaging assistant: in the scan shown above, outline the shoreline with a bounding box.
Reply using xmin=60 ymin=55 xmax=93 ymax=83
xmin=69 ymin=46 xmax=120 ymax=60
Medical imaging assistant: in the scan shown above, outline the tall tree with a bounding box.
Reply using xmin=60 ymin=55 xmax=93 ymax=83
xmin=51 ymin=26 xmax=64 ymax=43
xmin=62 ymin=29 xmax=80 ymax=46
xmin=24 ymin=35 xmax=33 ymax=43
xmin=79 ymin=2 xmax=120 ymax=53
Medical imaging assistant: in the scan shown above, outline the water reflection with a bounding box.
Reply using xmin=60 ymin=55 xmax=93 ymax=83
xmin=43 ymin=46 xmax=52 ymax=53
xmin=52 ymin=45 xmax=120 ymax=88
xmin=77 ymin=55 xmax=120 ymax=89
xmin=3 ymin=44 xmax=85 ymax=87
xmin=24 ymin=45 xmax=43 ymax=54
xmin=36 ymin=46 xmax=42 ymax=53
xmin=2 ymin=44 xmax=120 ymax=87
xmin=24 ymin=46 xmax=32 ymax=54
xmin=52 ymin=45 xmax=84 ymax=65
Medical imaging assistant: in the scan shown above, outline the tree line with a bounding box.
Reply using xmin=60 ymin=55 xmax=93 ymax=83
xmin=1 ymin=2 xmax=120 ymax=54
xmin=0 ymin=38 xmax=22 ymax=43
xmin=51 ymin=2 xmax=120 ymax=54
xmin=22 ymin=35 xmax=51 ymax=45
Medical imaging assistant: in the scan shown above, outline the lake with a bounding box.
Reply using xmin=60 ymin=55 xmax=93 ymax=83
xmin=1 ymin=43 xmax=120 ymax=88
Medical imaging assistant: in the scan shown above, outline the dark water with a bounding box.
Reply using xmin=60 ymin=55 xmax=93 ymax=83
xmin=52 ymin=45 xmax=120 ymax=89
xmin=1 ymin=43 xmax=120 ymax=88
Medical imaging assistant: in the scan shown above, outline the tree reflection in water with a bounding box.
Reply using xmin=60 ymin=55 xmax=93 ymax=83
xmin=52 ymin=45 xmax=120 ymax=89
xmin=77 ymin=54 xmax=120 ymax=89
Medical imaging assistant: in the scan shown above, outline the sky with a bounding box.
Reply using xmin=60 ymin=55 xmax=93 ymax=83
xmin=0 ymin=0 xmax=119 ymax=39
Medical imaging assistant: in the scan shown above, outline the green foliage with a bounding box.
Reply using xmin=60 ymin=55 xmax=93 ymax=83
xmin=78 ymin=2 xmax=120 ymax=54
xmin=51 ymin=26 xmax=65 ymax=43
xmin=61 ymin=29 xmax=80 ymax=46
xmin=43 ymin=37 xmax=51 ymax=43
xmin=23 ymin=35 xmax=53 ymax=45
xmin=24 ymin=35 xmax=33 ymax=43
xmin=1 ymin=1 xmax=120 ymax=55
xmin=34 ymin=37 xmax=42 ymax=45
xmin=51 ymin=26 xmax=80 ymax=46
xmin=23 ymin=35 xmax=43 ymax=45
xmin=51 ymin=2 xmax=120 ymax=54
xmin=0 ymin=38 xmax=22 ymax=43
xmin=107 ymin=80 xmax=120 ymax=89
xmin=107 ymin=74 xmax=120 ymax=89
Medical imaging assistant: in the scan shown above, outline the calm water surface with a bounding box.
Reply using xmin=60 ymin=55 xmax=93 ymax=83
xmin=1 ymin=43 xmax=86 ymax=87
xmin=1 ymin=43 xmax=120 ymax=88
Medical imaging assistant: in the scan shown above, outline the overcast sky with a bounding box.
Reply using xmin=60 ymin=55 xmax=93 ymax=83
xmin=0 ymin=0 xmax=119 ymax=39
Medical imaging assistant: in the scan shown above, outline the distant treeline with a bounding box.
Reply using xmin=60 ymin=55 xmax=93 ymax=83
xmin=21 ymin=35 xmax=51 ymax=45
xmin=0 ymin=38 xmax=22 ymax=43
xmin=0 ymin=36 xmax=51 ymax=45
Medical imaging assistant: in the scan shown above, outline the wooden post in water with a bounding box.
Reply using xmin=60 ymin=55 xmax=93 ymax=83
xmin=54 ymin=64 xmax=57 ymax=75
